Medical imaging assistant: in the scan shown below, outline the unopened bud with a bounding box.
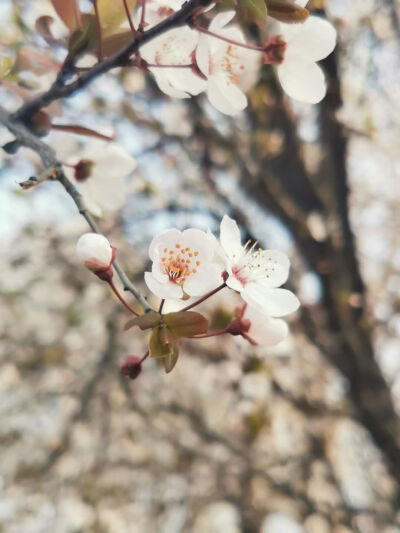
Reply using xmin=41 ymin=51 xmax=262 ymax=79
xmin=29 ymin=110 xmax=52 ymax=137
xmin=226 ymin=317 xmax=251 ymax=336
xmin=74 ymin=159 xmax=94 ymax=181
xmin=76 ymin=233 xmax=116 ymax=281
xmin=263 ymin=35 xmax=287 ymax=65
xmin=120 ymin=355 xmax=142 ymax=379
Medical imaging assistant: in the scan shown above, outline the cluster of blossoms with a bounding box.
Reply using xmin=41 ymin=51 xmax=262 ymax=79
xmin=138 ymin=0 xmax=337 ymax=114
xmin=77 ymin=215 xmax=300 ymax=377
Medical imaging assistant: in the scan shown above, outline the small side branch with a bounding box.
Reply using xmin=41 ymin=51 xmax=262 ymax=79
xmin=0 ymin=107 xmax=151 ymax=312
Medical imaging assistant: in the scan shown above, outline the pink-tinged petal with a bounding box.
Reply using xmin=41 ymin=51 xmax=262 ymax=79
xmin=242 ymin=285 xmax=300 ymax=317
xmin=183 ymin=263 xmax=223 ymax=296
xmin=144 ymin=271 xmax=183 ymax=299
xmin=284 ymin=17 xmax=336 ymax=62
xmin=257 ymin=250 xmax=290 ymax=288
xmin=209 ymin=11 xmax=236 ymax=32
xmin=277 ymin=59 xmax=326 ymax=104
xmin=148 ymin=229 xmax=182 ymax=261
xmin=226 ymin=274 xmax=244 ymax=292
xmin=220 ymin=215 xmax=243 ymax=259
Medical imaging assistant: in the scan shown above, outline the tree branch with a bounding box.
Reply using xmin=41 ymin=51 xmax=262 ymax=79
xmin=11 ymin=0 xmax=212 ymax=122
xmin=0 ymin=107 xmax=151 ymax=312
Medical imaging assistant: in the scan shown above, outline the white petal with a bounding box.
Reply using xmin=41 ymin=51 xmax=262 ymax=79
xmin=207 ymin=77 xmax=247 ymax=116
xmin=144 ymin=271 xmax=183 ymax=299
xmin=181 ymin=228 xmax=215 ymax=260
xmin=76 ymin=233 xmax=112 ymax=267
xmin=168 ymin=69 xmax=207 ymax=96
xmin=277 ymin=59 xmax=326 ymax=104
xmin=284 ymin=16 xmax=337 ymax=62
xmin=151 ymin=258 xmax=169 ymax=283
xmin=209 ymin=11 xmax=236 ymax=32
xmin=242 ymin=285 xmax=300 ymax=317
xmin=80 ymin=174 xmax=126 ymax=213
xmin=220 ymin=215 xmax=243 ymax=259
xmin=295 ymin=0 xmax=308 ymax=6
xmin=152 ymin=70 xmax=190 ymax=99
xmin=257 ymin=250 xmax=290 ymax=288
xmin=183 ymin=263 xmax=223 ymax=296
xmin=148 ymin=229 xmax=182 ymax=261
xmin=195 ymin=35 xmax=210 ymax=77
xmin=246 ymin=308 xmax=289 ymax=346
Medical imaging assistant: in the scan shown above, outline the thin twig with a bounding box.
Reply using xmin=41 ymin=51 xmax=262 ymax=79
xmin=0 ymin=107 xmax=151 ymax=312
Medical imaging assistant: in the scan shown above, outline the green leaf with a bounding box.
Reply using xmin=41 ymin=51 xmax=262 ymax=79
xmin=149 ymin=325 xmax=175 ymax=358
xmin=68 ymin=15 xmax=97 ymax=56
xmin=163 ymin=311 xmax=209 ymax=339
xmin=124 ymin=311 xmax=161 ymax=331
xmin=266 ymin=0 xmax=309 ymax=23
xmin=102 ymin=30 xmax=133 ymax=57
xmin=237 ymin=0 xmax=268 ymax=28
xmin=2 ymin=140 xmax=21 ymax=154
xmin=163 ymin=346 xmax=179 ymax=374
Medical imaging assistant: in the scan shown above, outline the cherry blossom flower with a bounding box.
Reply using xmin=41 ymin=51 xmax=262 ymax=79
xmin=76 ymin=233 xmax=114 ymax=272
xmin=65 ymin=142 xmax=137 ymax=217
xmin=219 ymin=215 xmax=300 ymax=316
xmin=196 ymin=11 xmax=260 ymax=115
xmin=145 ymin=228 xmax=222 ymax=299
xmin=272 ymin=8 xmax=337 ymax=103
xmin=240 ymin=304 xmax=289 ymax=346
xmin=139 ymin=2 xmax=206 ymax=99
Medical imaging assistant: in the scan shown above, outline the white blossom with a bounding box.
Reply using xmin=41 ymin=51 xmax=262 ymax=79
xmin=145 ymin=228 xmax=222 ymax=299
xmin=242 ymin=304 xmax=288 ymax=346
xmin=76 ymin=233 xmax=114 ymax=271
xmin=219 ymin=215 xmax=300 ymax=316
xmin=65 ymin=142 xmax=137 ymax=217
xmin=275 ymin=10 xmax=337 ymax=104
xmin=139 ymin=2 xmax=206 ymax=99
xmin=196 ymin=11 xmax=260 ymax=115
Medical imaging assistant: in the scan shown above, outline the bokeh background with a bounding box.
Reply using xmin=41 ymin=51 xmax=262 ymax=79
xmin=1 ymin=0 xmax=400 ymax=531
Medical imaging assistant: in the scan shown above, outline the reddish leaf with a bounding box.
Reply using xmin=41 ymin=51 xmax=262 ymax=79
xmin=50 ymin=0 xmax=83 ymax=32
xmin=51 ymin=124 xmax=115 ymax=141
xmin=124 ymin=311 xmax=161 ymax=331
xmin=35 ymin=16 xmax=65 ymax=47
xmin=163 ymin=311 xmax=209 ymax=339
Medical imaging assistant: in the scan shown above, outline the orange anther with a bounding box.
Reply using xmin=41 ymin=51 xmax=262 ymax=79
xmin=196 ymin=261 xmax=200 ymax=266
xmin=192 ymin=268 xmax=197 ymax=274
xmin=176 ymin=243 xmax=180 ymax=248
xmin=194 ymin=251 xmax=199 ymax=257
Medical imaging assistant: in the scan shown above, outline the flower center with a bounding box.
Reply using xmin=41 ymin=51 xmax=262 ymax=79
xmin=220 ymin=44 xmax=245 ymax=84
xmin=160 ymin=243 xmax=201 ymax=284
xmin=232 ymin=241 xmax=277 ymax=285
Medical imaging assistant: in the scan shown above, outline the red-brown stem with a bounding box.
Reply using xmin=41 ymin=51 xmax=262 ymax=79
xmin=146 ymin=63 xmax=193 ymax=68
xmin=190 ymin=328 xmax=227 ymax=339
xmin=195 ymin=24 xmax=264 ymax=52
xmin=139 ymin=0 xmax=147 ymax=31
xmin=122 ymin=0 xmax=139 ymax=37
xmin=92 ymin=0 xmax=104 ymax=60
xmin=140 ymin=350 xmax=150 ymax=363
xmin=108 ymin=279 xmax=140 ymax=316
xmin=180 ymin=282 xmax=226 ymax=312
xmin=159 ymin=299 xmax=165 ymax=313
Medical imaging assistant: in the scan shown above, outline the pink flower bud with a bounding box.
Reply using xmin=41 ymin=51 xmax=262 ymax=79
xmin=263 ymin=35 xmax=287 ymax=65
xmin=120 ymin=356 xmax=143 ymax=380
xmin=76 ymin=233 xmax=115 ymax=280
